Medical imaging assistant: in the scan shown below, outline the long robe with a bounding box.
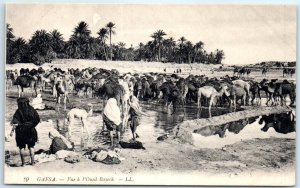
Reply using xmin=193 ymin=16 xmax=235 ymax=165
xmin=11 ymin=105 xmax=40 ymax=148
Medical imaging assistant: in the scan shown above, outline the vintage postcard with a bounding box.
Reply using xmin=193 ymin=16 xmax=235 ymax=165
xmin=4 ymin=4 xmax=296 ymax=185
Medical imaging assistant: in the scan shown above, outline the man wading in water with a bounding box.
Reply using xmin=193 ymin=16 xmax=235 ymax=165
xmin=128 ymin=95 xmax=149 ymax=141
xmin=10 ymin=97 xmax=40 ymax=166
xmin=103 ymin=97 xmax=122 ymax=148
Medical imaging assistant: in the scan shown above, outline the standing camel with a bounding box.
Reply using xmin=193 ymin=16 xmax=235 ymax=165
xmin=55 ymin=76 xmax=70 ymax=111
xmin=15 ymin=75 xmax=37 ymax=97
xmin=176 ymin=78 xmax=189 ymax=106
xmin=232 ymin=80 xmax=250 ymax=105
xmin=228 ymin=85 xmax=247 ymax=110
xmin=197 ymin=85 xmax=229 ymax=117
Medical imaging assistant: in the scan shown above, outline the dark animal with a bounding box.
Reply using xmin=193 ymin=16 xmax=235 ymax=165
xmin=274 ymin=80 xmax=296 ymax=106
xmin=249 ymin=81 xmax=261 ymax=105
xmin=176 ymin=78 xmax=188 ymax=106
xmin=133 ymin=78 xmax=142 ymax=98
xmin=259 ymin=79 xmax=277 ymax=105
xmin=15 ymin=75 xmax=37 ymax=97
xmin=283 ymin=68 xmax=295 ymax=78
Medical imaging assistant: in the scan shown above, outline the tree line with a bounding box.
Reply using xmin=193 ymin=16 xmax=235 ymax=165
xmin=6 ymin=21 xmax=225 ymax=65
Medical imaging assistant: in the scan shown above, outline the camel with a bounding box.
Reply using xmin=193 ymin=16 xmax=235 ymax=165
xmin=233 ymin=67 xmax=239 ymax=76
xmin=99 ymin=78 xmax=127 ymax=131
xmin=233 ymin=67 xmax=250 ymax=77
xmin=40 ymin=70 xmax=64 ymax=95
xmin=228 ymin=85 xmax=247 ymax=109
xmin=55 ymin=76 xmax=70 ymax=111
xmin=158 ymin=79 xmax=185 ymax=114
xmin=197 ymin=85 xmax=230 ymax=117
xmin=259 ymin=79 xmax=278 ymax=106
xmin=81 ymin=69 xmax=92 ymax=79
xmin=15 ymin=75 xmax=37 ymax=97
xmin=158 ymin=81 xmax=175 ymax=111
xmin=274 ymin=81 xmax=296 ymax=106
xmin=176 ymin=78 xmax=189 ymax=106
xmin=249 ymin=81 xmax=261 ymax=105
xmin=118 ymin=78 xmax=131 ymax=128
xmin=66 ymin=103 xmax=93 ymax=140
xmin=141 ymin=78 xmax=152 ymax=101
xmin=6 ymin=70 xmax=17 ymax=90
xmin=133 ymin=78 xmax=142 ymax=98
xmin=232 ymin=80 xmax=250 ymax=105
xmin=283 ymin=68 xmax=295 ymax=78
xmin=150 ymin=78 xmax=164 ymax=99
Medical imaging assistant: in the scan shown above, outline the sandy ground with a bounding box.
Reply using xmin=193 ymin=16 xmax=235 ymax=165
xmin=4 ymin=60 xmax=296 ymax=185
xmin=4 ymin=137 xmax=295 ymax=185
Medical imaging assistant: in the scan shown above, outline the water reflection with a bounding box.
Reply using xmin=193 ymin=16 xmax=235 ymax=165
xmin=193 ymin=112 xmax=296 ymax=138
xmin=193 ymin=117 xmax=254 ymax=138
xmin=141 ymin=102 xmax=241 ymax=134
xmin=259 ymin=112 xmax=296 ymax=134
xmin=51 ymin=102 xmax=242 ymax=149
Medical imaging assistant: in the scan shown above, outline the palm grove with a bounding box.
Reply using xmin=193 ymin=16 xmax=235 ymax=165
xmin=6 ymin=21 xmax=225 ymax=65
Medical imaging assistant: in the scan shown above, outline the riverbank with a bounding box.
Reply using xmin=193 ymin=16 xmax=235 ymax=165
xmin=5 ymin=136 xmax=295 ymax=185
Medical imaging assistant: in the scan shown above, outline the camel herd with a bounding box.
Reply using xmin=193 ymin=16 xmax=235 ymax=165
xmin=6 ymin=66 xmax=296 ymax=120
xmin=233 ymin=66 xmax=295 ymax=79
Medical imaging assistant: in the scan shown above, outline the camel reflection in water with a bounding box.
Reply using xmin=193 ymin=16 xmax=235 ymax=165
xmin=149 ymin=104 xmax=238 ymax=134
xmin=259 ymin=112 xmax=296 ymax=134
xmin=193 ymin=112 xmax=295 ymax=138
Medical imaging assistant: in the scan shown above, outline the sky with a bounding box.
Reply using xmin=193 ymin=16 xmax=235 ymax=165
xmin=5 ymin=4 xmax=297 ymax=65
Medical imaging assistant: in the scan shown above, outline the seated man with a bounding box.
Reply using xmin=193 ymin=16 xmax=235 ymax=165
xmin=49 ymin=129 xmax=74 ymax=154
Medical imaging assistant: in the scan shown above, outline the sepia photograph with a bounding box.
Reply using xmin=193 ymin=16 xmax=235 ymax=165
xmin=4 ymin=4 xmax=296 ymax=185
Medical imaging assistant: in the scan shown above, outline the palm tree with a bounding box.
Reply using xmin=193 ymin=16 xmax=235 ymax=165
xmin=106 ymin=22 xmax=116 ymax=60
xmin=97 ymin=28 xmax=109 ymax=60
xmin=215 ymin=49 xmax=225 ymax=64
xmin=208 ymin=52 xmax=215 ymax=64
xmin=138 ymin=42 xmax=144 ymax=61
xmin=50 ymin=29 xmax=65 ymax=55
xmin=193 ymin=41 xmax=204 ymax=63
xmin=71 ymin=21 xmax=92 ymax=58
xmin=144 ymin=41 xmax=155 ymax=61
xmin=162 ymin=37 xmax=176 ymax=62
xmin=117 ymin=42 xmax=126 ymax=60
xmin=178 ymin=37 xmax=186 ymax=48
xmin=6 ymin=24 xmax=15 ymax=44
xmin=98 ymin=28 xmax=108 ymax=43
xmin=82 ymin=37 xmax=97 ymax=59
xmin=150 ymin=34 xmax=158 ymax=60
xmin=168 ymin=37 xmax=176 ymax=52
xmin=184 ymin=41 xmax=194 ymax=65
xmin=29 ymin=30 xmax=54 ymax=64
xmin=73 ymin=21 xmax=91 ymax=38
xmin=178 ymin=36 xmax=186 ymax=63
xmin=30 ymin=30 xmax=52 ymax=53
xmin=6 ymin=24 xmax=16 ymax=64
xmin=65 ymin=38 xmax=79 ymax=59
xmin=151 ymin=30 xmax=166 ymax=61
xmin=12 ymin=37 xmax=30 ymax=63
